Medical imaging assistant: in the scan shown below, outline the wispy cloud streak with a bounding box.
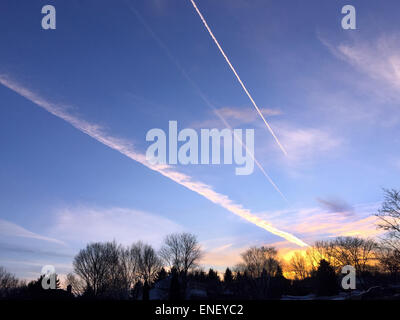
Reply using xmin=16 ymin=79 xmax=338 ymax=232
xmin=0 ymin=75 xmax=307 ymax=247
xmin=189 ymin=0 xmax=287 ymax=156
xmin=0 ymin=219 xmax=65 ymax=246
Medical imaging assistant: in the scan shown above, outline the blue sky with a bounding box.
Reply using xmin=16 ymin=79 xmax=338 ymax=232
xmin=1 ymin=0 xmax=400 ymax=279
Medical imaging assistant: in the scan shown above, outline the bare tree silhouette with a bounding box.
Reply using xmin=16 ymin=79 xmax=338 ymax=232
xmin=159 ymin=233 xmax=202 ymax=275
xmin=289 ymin=252 xmax=309 ymax=280
xmin=236 ymin=246 xmax=280 ymax=278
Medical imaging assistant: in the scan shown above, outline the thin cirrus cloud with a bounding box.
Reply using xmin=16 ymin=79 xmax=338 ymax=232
xmin=276 ymin=125 xmax=342 ymax=163
xmin=0 ymin=207 xmax=183 ymax=279
xmin=48 ymin=206 xmax=183 ymax=247
xmin=0 ymin=242 xmax=72 ymax=258
xmin=194 ymin=107 xmax=342 ymax=165
xmin=304 ymin=33 xmax=400 ymax=133
xmin=0 ymin=74 xmax=308 ymax=247
xmin=201 ymin=244 xmax=244 ymax=269
xmin=244 ymin=205 xmax=385 ymax=263
xmin=333 ymin=35 xmax=400 ymax=127
xmin=0 ymin=218 xmax=65 ymax=246
xmin=257 ymin=202 xmax=384 ymax=242
xmin=336 ymin=35 xmax=400 ymax=91
xmin=320 ymin=33 xmax=400 ymax=110
xmin=245 ymin=122 xmax=343 ymax=166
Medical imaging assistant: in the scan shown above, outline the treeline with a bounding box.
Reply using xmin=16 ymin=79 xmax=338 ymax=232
xmin=287 ymin=237 xmax=400 ymax=296
xmin=0 ymin=234 xmax=289 ymax=300
xmin=0 ymin=189 xmax=399 ymax=300
xmin=289 ymin=237 xmax=400 ymax=282
xmin=68 ymin=232 xmax=202 ymax=299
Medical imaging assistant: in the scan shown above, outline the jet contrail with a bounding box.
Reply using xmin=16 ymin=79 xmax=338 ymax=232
xmin=189 ymin=0 xmax=288 ymax=156
xmin=213 ymin=108 xmax=288 ymax=202
xmin=0 ymin=75 xmax=307 ymax=247
xmin=125 ymin=2 xmax=287 ymax=202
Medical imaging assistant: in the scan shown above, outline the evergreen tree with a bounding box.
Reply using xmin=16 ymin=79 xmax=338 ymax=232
xmin=25 ymin=274 xmax=69 ymax=300
xmin=154 ymin=268 xmax=168 ymax=283
xmin=268 ymin=265 xmax=286 ymax=299
xmin=169 ymin=268 xmax=181 ymax=300
xmin=235 ymin=271 xmax=242 ymax=281
xmin=207 ymin=268 xmax=220 ymax=283
xmin=143 ymin=280 xmax=150 ymax=300
xmin=131 ymin=281 xmax=143 ymax=300
xmin=223 ymin=268 xmax=233 ymax=284
xmin=315 ymin=259 xmax=339 ymax=296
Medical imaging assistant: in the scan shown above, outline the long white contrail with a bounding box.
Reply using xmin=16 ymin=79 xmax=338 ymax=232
xmin=125 ymin=2 xmax=287 ymax=201
xmin=0 ymin=75 xmax=306 ymax=247
xmin=189 ymin=0 xmax=288 ymax=156
xmin=213 ymin=109 xmax=288 ymax=202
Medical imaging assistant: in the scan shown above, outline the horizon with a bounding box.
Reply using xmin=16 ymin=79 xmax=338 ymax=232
xmin=1 ymin=0 xmax=400 ymax=282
